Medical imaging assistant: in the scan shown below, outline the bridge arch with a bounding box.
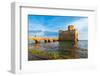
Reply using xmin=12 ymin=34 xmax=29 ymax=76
xmin=35 ymin=40 xmax=40 ymax=43
xmin=44 ymin=40 xmax=48 ymax=43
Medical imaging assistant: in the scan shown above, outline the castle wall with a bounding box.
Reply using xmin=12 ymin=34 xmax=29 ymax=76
xmin=59 ymin=29 xmax=78 ymax=41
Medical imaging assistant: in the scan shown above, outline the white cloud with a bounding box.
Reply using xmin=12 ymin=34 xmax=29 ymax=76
xmin=29 ymin=23 xmax=46 ymax=31
xmin=29 ymin=23 xmax=46 ymax=37
xmin=67 ymin=18 xmax=88 ymax=40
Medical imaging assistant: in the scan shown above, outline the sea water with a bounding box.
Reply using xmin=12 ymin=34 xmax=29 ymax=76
xmin=28 ymin=40 xmax=88 ymax=60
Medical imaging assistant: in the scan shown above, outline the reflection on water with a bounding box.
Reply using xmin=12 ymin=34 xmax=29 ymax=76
xmin=59 ymin=41 xmax=79 ymax=59
xmin=28 ymin=40 xmax=88 ymax=60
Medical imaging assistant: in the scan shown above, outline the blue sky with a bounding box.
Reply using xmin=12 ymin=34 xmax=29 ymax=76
xmin=28 ymin=15 xmax=88 ymax=40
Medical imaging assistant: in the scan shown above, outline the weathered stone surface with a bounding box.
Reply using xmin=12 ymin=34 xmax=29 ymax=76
xmin=59 ymin=25 xmax=78 ymax=41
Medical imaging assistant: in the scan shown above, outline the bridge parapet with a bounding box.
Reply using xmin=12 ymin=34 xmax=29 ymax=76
xmin=28 ymin=37 xmax=58 ymax=43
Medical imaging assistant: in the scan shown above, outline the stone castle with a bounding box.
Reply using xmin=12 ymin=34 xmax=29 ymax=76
xmin=59 ymin=25 xmax=78 ymax=42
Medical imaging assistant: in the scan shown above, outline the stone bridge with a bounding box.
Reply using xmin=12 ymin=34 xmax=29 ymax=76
xmin=29 ymin=37 xmax=58 ymax=43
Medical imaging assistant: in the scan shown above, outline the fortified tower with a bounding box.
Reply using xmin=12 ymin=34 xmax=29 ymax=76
xmin=59 ymin=25 xmax=78 ymax=42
